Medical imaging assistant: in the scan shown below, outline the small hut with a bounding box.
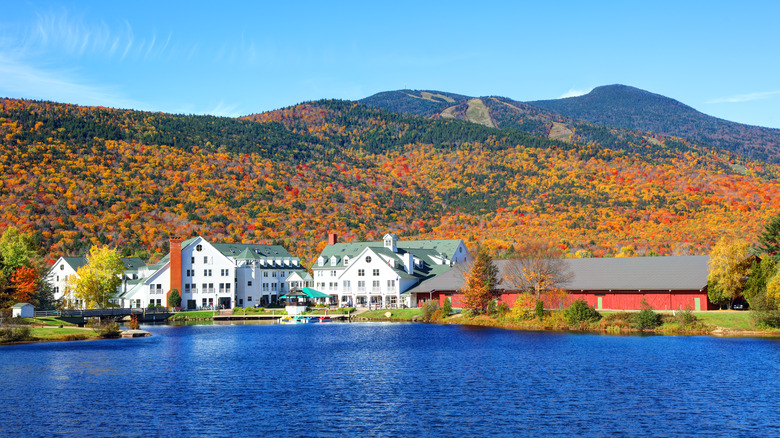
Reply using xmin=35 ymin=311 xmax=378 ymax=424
xmin=12 ymin=303 xmax=35 ymax=318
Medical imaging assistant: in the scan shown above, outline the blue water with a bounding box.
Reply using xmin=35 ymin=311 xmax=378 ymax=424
xmin=2 ymin=323 xmax=780 ymax=437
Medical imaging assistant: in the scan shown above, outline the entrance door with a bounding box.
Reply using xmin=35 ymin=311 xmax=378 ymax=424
xmin=694 ymin=297 xmax=701 ymax=311
xmin=597 ymin=296 xmax=603 ymax=310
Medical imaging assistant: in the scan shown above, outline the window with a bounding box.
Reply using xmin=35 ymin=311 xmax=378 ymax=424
xmin=247 ymin=281 xmax=252 ymax=286
xmin=203 ymin=256 xmax=208 ymax=264
xmin=387 ymin=280 xmax=395 ymax=289
xmin=60 ymin=265 xmax=64 ymax=271
xmin=280 ymin=271 xmax=285 ymax=278
xmin=331 ymin=270 xmax=336 ymax=277
xmin=221 ymin=269 xmax=229 ymax=276
xmin=208 ymin=283 xmax=214 ymax=293
xmin=344 ymin=256 xmax=350 ymax=266
xmin=202 ymin=298 xmax=207 ymax=307
xmin=219 ymin=283 xmax=225 ymax=293
xmin=272 ymin=272 xmax=277 ymax=277
xmin=357 ymin=281 xmax=365 ymax=291
xmin=202 ymin=283 xmax=207 ymax=293
xmin=191 ymin=284 xmax=197 ymax=293
xmin=56 ymin=275 xmax=59 ymax=282
xmin=271 ymin=283 xmax=277 ymax=291
xmin=263 ymin=283 xmax=269 ymax=291
xmin=191 ymin=257 xmax=195 ymax=263
xmin=248 ymin=296 xmax=253 ymax=302
xmin=365 ymin=256 xmax=372 ymax=263
xmin=318 ymin=257 xmax=324 ymax=267
xmin=204 ymin=269 xmax=212 ymax=277
xmin=196 ymin=244 xmax=203 ymax=252
xmin=373 ymin=269 xmax=380 ymax=276
xmin=358 ymin=269 xmax=365 ymax=276
xmin=226 ymin=283 xmax=230 ymax=293
xmin=343 ymin=280 xmax=351 ymax=291
xmin=185 ymin=284 xmax=190 ymax=292
xmin=331 ymin=257 xmax=337 ymax=266
xmin=264 ymin=272 xmax=268 ymax=277
xmin=329 ymin=282 xmax=336 ymax=291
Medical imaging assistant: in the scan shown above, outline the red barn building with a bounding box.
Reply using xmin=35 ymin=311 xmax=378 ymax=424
xmin=407 ymin=255 xmax=715 ymax=311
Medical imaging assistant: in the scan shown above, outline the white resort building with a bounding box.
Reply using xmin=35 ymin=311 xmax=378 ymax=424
xmin=311 ymin=233 xmax=470 ymax=308
xmin=46 ymin=236 xmax=311 ymax=310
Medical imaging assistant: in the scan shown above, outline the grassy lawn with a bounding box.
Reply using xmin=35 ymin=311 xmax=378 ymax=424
xmin=29 ymin=327 xmax=97 ymax=340
xmin=25 ymin=317 xmax=76 ymax=326
xmin=359 ymin=308 xmax=421 ymax=321
xmin=168 ymin=310 xmax=216 ymax=320
xmin=693 ymin=311 xmax=757 ymax=331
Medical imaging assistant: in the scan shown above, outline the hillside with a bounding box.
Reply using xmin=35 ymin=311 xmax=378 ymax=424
xmin=529 ymin=85 xmax=780 ymax=163
xmin=361 ymin=86 xmax=780 ymax=165
xmin=1 ymin=97 xmax=779 ymax=266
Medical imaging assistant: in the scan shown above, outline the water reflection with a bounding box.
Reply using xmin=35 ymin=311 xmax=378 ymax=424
xmin=2 ymin=323 xmax=780 ymax=437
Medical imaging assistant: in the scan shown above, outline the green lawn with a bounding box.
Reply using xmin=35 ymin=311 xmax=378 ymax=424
xmin=29 ymin=327 xmax=96 ymax=340
xmin=359 ymin=308 xmax=421 ymax=321
xmin=25 ymin=317 xmax=76 ymax=326
xmin=168 ymin=311 xmax=216 ymax=320
xmin=693 ymin=311 xmax=757 ymax=331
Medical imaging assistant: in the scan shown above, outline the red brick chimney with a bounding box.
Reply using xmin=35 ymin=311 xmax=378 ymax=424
xmin=328 ymin=233 xmax=338 ymax=245
xmin=168 ymin=237 xmax=183 ymax=306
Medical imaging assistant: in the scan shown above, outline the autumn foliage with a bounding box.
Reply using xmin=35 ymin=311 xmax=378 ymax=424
xmin=1 ymin=97 xmax=779 ymax=269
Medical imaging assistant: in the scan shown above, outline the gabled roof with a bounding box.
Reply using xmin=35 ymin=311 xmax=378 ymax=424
xmin=121 ymin=257 xmax=146 ymax=271
xmin=12 ymin=302 xmax=33 ymax=308
xmin=211 ymin=243 xmax=294 ymax=259
xmin=407 ymin=256 xmax=711 ymax=294
xmin=62 ymin=256 xmax=88 ymax=270
xmin=318 ymin=238 xmax=464 ymax=263
xmin=564 ymin=255 xmax=709 ymax=291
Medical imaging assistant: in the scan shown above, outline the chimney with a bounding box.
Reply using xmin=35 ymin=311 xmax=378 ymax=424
xmin=169 ymin=237 xmax=182 ymax=304
xmin=328 ymin=233 xmax=338 ymax=245
xmin=402 ymin=252 xmax=414 ymax=275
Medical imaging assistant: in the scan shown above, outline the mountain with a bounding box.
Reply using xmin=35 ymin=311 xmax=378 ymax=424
xmin=361 ymin=85 xmax=780 ymax=164
xmin=529 ymin=85 xmax=780 ymax=162
xmin=1 ymin=97 xmax=779 ymax=265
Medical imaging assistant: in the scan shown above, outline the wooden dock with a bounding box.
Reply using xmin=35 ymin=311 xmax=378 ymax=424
xmin=212 ymin=313 xmax=351 ymax=322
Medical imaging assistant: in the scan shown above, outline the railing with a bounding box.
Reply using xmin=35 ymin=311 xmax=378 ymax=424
xmin=34 ymin=310 xmax=61 ymax=317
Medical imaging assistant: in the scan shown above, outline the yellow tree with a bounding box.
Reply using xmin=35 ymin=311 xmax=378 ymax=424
xmin=504 ymin=239 xmax=572 ymax=301
xmin=68 ymin=246 xmax=123 ymax=308
xmin=707 ymin=237 xmax=752 ymax=309
xmin=460 ymin=247 xmax=500 ymax=314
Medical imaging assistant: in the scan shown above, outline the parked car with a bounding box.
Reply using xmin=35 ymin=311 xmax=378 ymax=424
xmin=732 ymin=302 xmax=749 ymax=310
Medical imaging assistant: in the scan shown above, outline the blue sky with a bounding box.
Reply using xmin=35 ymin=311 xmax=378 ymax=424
xmin=2 ymin=1 xmax=778 ymax=128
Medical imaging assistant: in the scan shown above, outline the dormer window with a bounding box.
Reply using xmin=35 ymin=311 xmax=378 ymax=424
xmin=344 ymin=256 xmax=350 ymax=266
xmin=318 ymin=256 xmax=325 ymax=267
xmin=330 ymin=256 xmax=338 ymax=266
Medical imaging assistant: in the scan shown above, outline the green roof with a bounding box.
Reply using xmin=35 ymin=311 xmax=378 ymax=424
xmin=62 ymin=256 xmax=88 ymax=270
xmin=302 ymin=287 xmax=332 ymax=298
xmin=318 ymin=238 xmax=463 ymax=261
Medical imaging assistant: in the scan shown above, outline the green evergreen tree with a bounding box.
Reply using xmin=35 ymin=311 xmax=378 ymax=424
xmin=168 ymin=289 xmax=182 ymax=308
xmin=757 ymin=214 xmax=780 ymax=262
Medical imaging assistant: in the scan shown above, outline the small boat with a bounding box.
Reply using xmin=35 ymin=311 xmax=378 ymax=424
xmin=318 ymin=316 xmax=332 ymax=323
xmin=305 ymin=316 xmax=320 ymax=323
xmin=279 ymin=316 xmax=295 ymax=324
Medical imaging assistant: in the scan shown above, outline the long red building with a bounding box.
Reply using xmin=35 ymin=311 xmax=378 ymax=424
xmin=406 ymin=255 xmax=715 ymax=311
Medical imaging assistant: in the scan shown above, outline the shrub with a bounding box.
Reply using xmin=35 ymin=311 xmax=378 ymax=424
xmin=564 ymin=299 xmax=601 ymax=324
xmin=420 ymin=300 xmax=440 ymax=322
xmin=535 ymin=300 xmax=544 ymax=320
xmin=461 ymin=309 xmax=474 ymax=319
xmin=510 ymin=293 xmax=535 ymax=320
xmin=0 ymin=326 xmax=33 ymax=342
xmin=442 ymin=297 xmax=453 ymax=317
xmin=752 ymin=311 xmax=780 ymax=329
xmin=487 ymin=299 xmax=498 ymax=315
xmin=89 ymin=320 xmax=121 ymax=338
xmin=675 ymin=307 xmax=697 ymax=327
xmin=431 ymin=309 xmax=443 ymax=321
xmin=632 ymin=299 xmax=661 ymax=330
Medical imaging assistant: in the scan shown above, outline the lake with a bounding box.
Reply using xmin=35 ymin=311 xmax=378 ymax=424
xmin=1 ymin=322 xmax=779 ymax=437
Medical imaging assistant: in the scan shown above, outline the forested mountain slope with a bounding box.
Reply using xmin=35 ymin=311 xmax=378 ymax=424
xmin=362 ymin=86 xmax=780 ymax=164
xmin=1 ymin=97 xmax=778 ymax=265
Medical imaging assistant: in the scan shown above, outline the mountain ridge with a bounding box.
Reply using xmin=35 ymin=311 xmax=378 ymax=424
xmin=359 ymin=85 xmax=780 ymax=164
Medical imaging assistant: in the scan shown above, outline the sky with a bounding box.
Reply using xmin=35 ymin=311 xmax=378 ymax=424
xmin=1 ymin=1 xmax=779 ymax=128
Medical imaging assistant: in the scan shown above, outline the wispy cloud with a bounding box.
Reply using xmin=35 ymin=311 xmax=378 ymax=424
xmin=0 ymin=53 xmax=145 ymax=110
xmin=559 ymin=88 xmax=591 ymax=98
xmin=707 ymin=90 xmax=780 ymax=104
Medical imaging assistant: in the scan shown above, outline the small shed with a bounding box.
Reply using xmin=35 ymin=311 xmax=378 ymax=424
xmin=12 ymin=303 xmax=35 ymax=318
